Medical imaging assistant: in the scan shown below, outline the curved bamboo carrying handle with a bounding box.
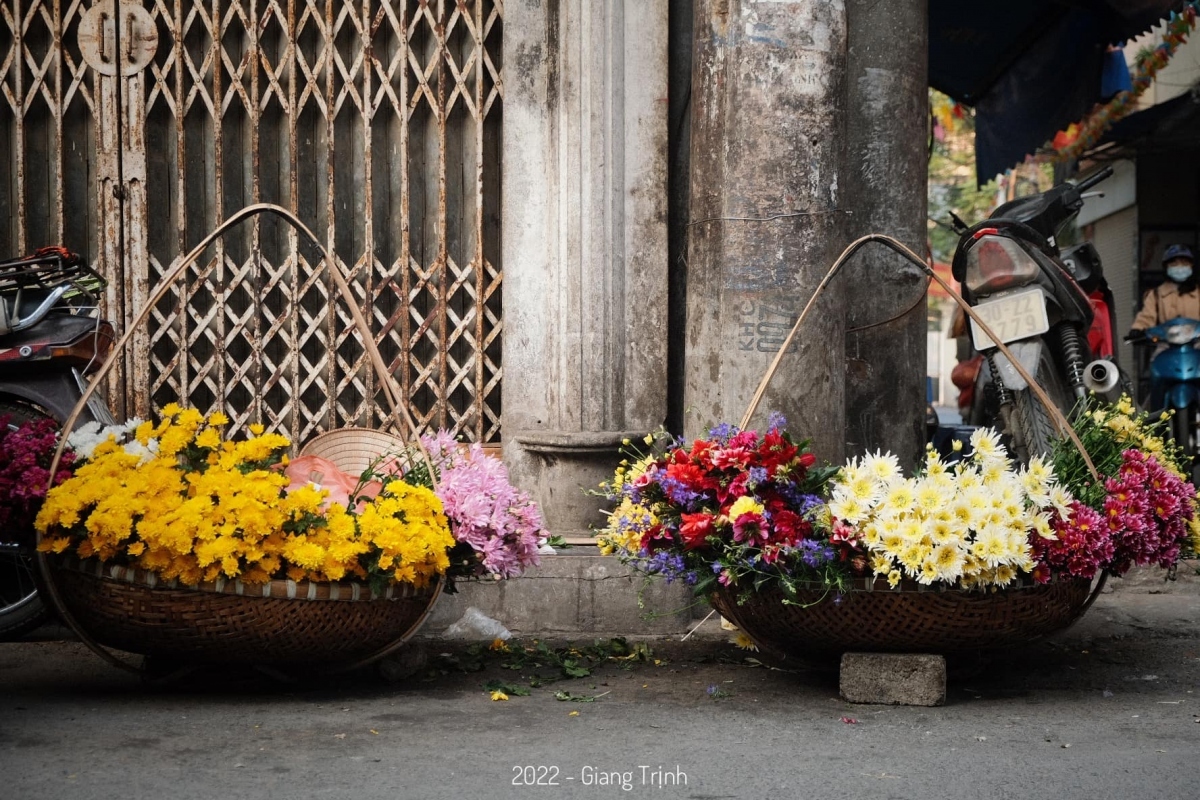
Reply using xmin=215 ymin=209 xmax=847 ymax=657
xmin=38 ymin=203 xmax=440 ymax=675
xmin=739 ymin=233 xmax=1100 ymax=483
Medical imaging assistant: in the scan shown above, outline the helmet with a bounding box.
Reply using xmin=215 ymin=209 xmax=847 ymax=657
xmin=1162 ymin=244 xmax=1194 ymax=265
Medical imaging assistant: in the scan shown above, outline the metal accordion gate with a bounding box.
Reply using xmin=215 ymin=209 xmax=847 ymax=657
xmin=1 ymin=0 xmax=504 ymax=444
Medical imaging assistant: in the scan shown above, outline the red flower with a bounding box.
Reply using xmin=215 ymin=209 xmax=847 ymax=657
xmin=758 ymin=430 xmax=798 ymax=471
xmin=710 ymin=446 xmax=752 ymax=470
xmin=718 ymin=473 xmax=750 ymax=504
xmin=687 ymin=439 xmax=715 ymax=466
xmin=679 ymin=512 xmax=716 ymax=550
xmin=771 ymin=509 xmax=809 ymax=545
xmin=665 ymin=461 xmax=710 ymax=491
xmin=639 ymin=523 xmax=667 ymax=553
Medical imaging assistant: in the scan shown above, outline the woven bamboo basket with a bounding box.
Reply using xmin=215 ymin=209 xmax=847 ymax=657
xmin=707 ymin=234 xmax=1112 ymax=659
xmin=37 ymin=206 xmax=448 ymax=674
xmin=41 ymin=426 xmax=440 ymax=668
xmin=710 ymin=576 xmax=1099 ymax=660
xmin=48 ymin=557 xmax=438 ymax=667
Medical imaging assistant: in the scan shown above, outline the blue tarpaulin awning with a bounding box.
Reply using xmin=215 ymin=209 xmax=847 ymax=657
xmin=929 ymin=0 xmax=1184 ymax=182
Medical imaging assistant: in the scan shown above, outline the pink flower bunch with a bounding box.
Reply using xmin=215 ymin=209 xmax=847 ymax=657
xmin=0 ymin=415 xmax=74 ymax=542
xmin=1031 ymin=501 xmax=1113 ymax=583
xmin=1102 ymin=449 xmax=1195 ymax=575
xmin=422 ymin=431 xmax=545 ymax=579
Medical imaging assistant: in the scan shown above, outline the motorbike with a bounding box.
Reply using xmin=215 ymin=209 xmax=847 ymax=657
xmin=951 ymin=165 xmax=1122 ymax=462
xmin=0 ymin=246 xmax=116 ymax=640
xmin=1126 ymin=316 xmax=1200 ymax=460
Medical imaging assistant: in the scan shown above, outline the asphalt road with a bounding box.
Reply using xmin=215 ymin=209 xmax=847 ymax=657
xmin=2 ymin=565 xmax=1198 ymax=800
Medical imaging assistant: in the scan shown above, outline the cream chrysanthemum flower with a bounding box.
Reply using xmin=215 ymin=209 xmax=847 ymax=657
xmin=861 ymin=450 xmax=902 ymax=486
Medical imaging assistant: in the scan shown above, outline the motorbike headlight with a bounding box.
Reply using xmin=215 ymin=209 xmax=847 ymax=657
xmin=1165 ymin=322 xmax=1198 ymax=345
xmin=964 ymin=234 xmax=1042 ymax=297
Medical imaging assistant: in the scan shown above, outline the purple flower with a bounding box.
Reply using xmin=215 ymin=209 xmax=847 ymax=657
xmin=767 ymin=411 xmax=787 ymax=433
xmin=659 ymin=476 xmax=704 ymax=510
xmin=796 ymin=539 xmax=835 ymax=568
xmin=708 ymin=422 xmax=739 ymax=443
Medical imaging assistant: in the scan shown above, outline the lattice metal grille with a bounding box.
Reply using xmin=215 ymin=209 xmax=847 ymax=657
xmin=141 ymin=0 xmax=503 ymax=444
xmin=1 ymin=0 xmax=502 ymax=445
xmin=0 ymin=0 xmax=98 ymax=270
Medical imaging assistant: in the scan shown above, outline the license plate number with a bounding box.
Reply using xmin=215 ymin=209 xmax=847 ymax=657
xmin=969 ymin=289 xmax=1049 ymax=350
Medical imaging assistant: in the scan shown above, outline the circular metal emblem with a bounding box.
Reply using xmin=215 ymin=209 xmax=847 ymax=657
xmin=18 ymin=345 xmax=33 ymax=358
xmin=78 ymin=0 xmax=158 ymax=77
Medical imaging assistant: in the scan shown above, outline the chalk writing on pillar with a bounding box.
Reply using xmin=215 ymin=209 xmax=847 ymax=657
xmin=737 ymin=300 xmax=800 ymax=353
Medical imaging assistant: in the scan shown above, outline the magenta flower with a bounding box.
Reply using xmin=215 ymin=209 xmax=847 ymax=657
xmin=0 ymin=416 xmax=74 ymax=542
xmin=1102 ymin=450 xmax=1194 ymax=575
xmin=1032 ymin=501 xmax=1113 ymax=582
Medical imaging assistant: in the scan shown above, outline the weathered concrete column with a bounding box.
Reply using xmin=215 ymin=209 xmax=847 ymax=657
xmin=502 ymin=2 xmax=669 ymax=536
xmin=843 ymin=0 xmax=929 ymax=465
xmin=685 ymin=0 xmax=847 ymax=461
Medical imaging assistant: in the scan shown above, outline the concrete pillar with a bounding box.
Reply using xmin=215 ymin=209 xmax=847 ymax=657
xmin=684 ymin=0 xmax=848 ymax=461
xmin=502 ymin=1 xmax=669 ymax=537
xmin=843 ymin=0 xmax=929 ymax=465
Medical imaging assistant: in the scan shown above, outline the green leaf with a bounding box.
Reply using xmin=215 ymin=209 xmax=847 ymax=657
xmin=554 ymin=691 xmax=596 ymax=703
xmin=561 ymin=660 xmax=591 ymax=678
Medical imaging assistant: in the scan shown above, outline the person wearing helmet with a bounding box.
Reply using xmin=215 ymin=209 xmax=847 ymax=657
xmin=1130 ymin=244 xmax=1199 ymax=332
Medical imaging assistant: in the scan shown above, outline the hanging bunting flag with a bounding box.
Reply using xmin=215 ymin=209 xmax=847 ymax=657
xmin=1045 ymin=0 xmax=1198 ymax=162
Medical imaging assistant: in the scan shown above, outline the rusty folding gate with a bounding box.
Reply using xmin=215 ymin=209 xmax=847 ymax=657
xmin=1 ymin=0 xmax=504 ymax=444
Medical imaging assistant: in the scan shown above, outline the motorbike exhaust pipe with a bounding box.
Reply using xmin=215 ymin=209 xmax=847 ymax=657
xmin=1083 ymin=359 xmax=1120 ymax=394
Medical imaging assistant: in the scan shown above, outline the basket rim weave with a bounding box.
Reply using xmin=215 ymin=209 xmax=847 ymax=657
xmin=53 ymin=554 xmax=434 ymax=602
xmin=784 ymin=572 xmax=1084 ymax=595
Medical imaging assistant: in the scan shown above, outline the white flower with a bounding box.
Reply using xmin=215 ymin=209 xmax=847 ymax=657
xmin=860 ymin=450 xmax=902 ymax=487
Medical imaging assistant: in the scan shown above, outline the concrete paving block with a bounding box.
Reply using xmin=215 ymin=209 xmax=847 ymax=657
xmin=839 ymin=652 xmax=946 ymax=706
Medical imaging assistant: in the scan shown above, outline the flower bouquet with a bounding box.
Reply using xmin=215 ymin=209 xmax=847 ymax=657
xmin=597 ymin=404 xmax=1199 ymax=657
xmin=596 ymin=414 xmax=839 ymax=603
xmin=1 ymin=414 xmax=75 ymax=547
xmin=32 ymin=406 xmax=545 ymax=666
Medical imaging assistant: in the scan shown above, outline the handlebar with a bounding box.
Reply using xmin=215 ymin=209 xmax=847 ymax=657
xmin=4 ymin=284 xmax=73 ymax=333
xmin=1076 ymin=165 xmax=1114 ymax=194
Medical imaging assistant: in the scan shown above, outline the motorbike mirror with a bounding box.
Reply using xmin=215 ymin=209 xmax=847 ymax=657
xmin=949 ymin=211 xmax=969 ymax=235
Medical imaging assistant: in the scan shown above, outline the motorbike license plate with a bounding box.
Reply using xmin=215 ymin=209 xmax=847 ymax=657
xmin=969 ymin=288 xmax=1050 ymax=350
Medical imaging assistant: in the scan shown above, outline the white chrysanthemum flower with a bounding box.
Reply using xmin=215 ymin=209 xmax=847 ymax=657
xmin=969 ymin=427 xmax=1005 ymax=461
xmin=913 ymin=479 xmax=950 ymax=516
xmin=861 ymin=450 xmax=903 ymax=486
xmin=1048 ymin=485 xmax=1074 ymax=519
xmin=917 ymin=557 xmax=941 ymax=585
xmin=122 ymin=439 xmax=155 ymax=466
xmin=950 ymin=497 xmax=977 ymax=532
xmin=992 ymin=563 xmax=1017 ymax=587
xmin=879 ymin=531 xmax=905 ymax=555
xmin=971 ymin=525 xmax=1010 ymax=567
xmin=955 ymin=466 xmax=983 ymax=491
xmin=1031 ymin=511 xmax=1057 ymax=541
xmin=828 ymin=494 xmax=869 ymax=525
xmin=928 ymin=517 xmax=959 ymax=545
xmin=896 ymin=517 xmax=925 ymax=543
xmin=879 ymin=480 xmax=917 ymax=516
xmin=932 ymin=543 xmax=966 ymax=581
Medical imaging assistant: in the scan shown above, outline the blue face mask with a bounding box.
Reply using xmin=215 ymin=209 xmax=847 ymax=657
xmin=1168 ymin=265 xmax=1194 ymax=283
